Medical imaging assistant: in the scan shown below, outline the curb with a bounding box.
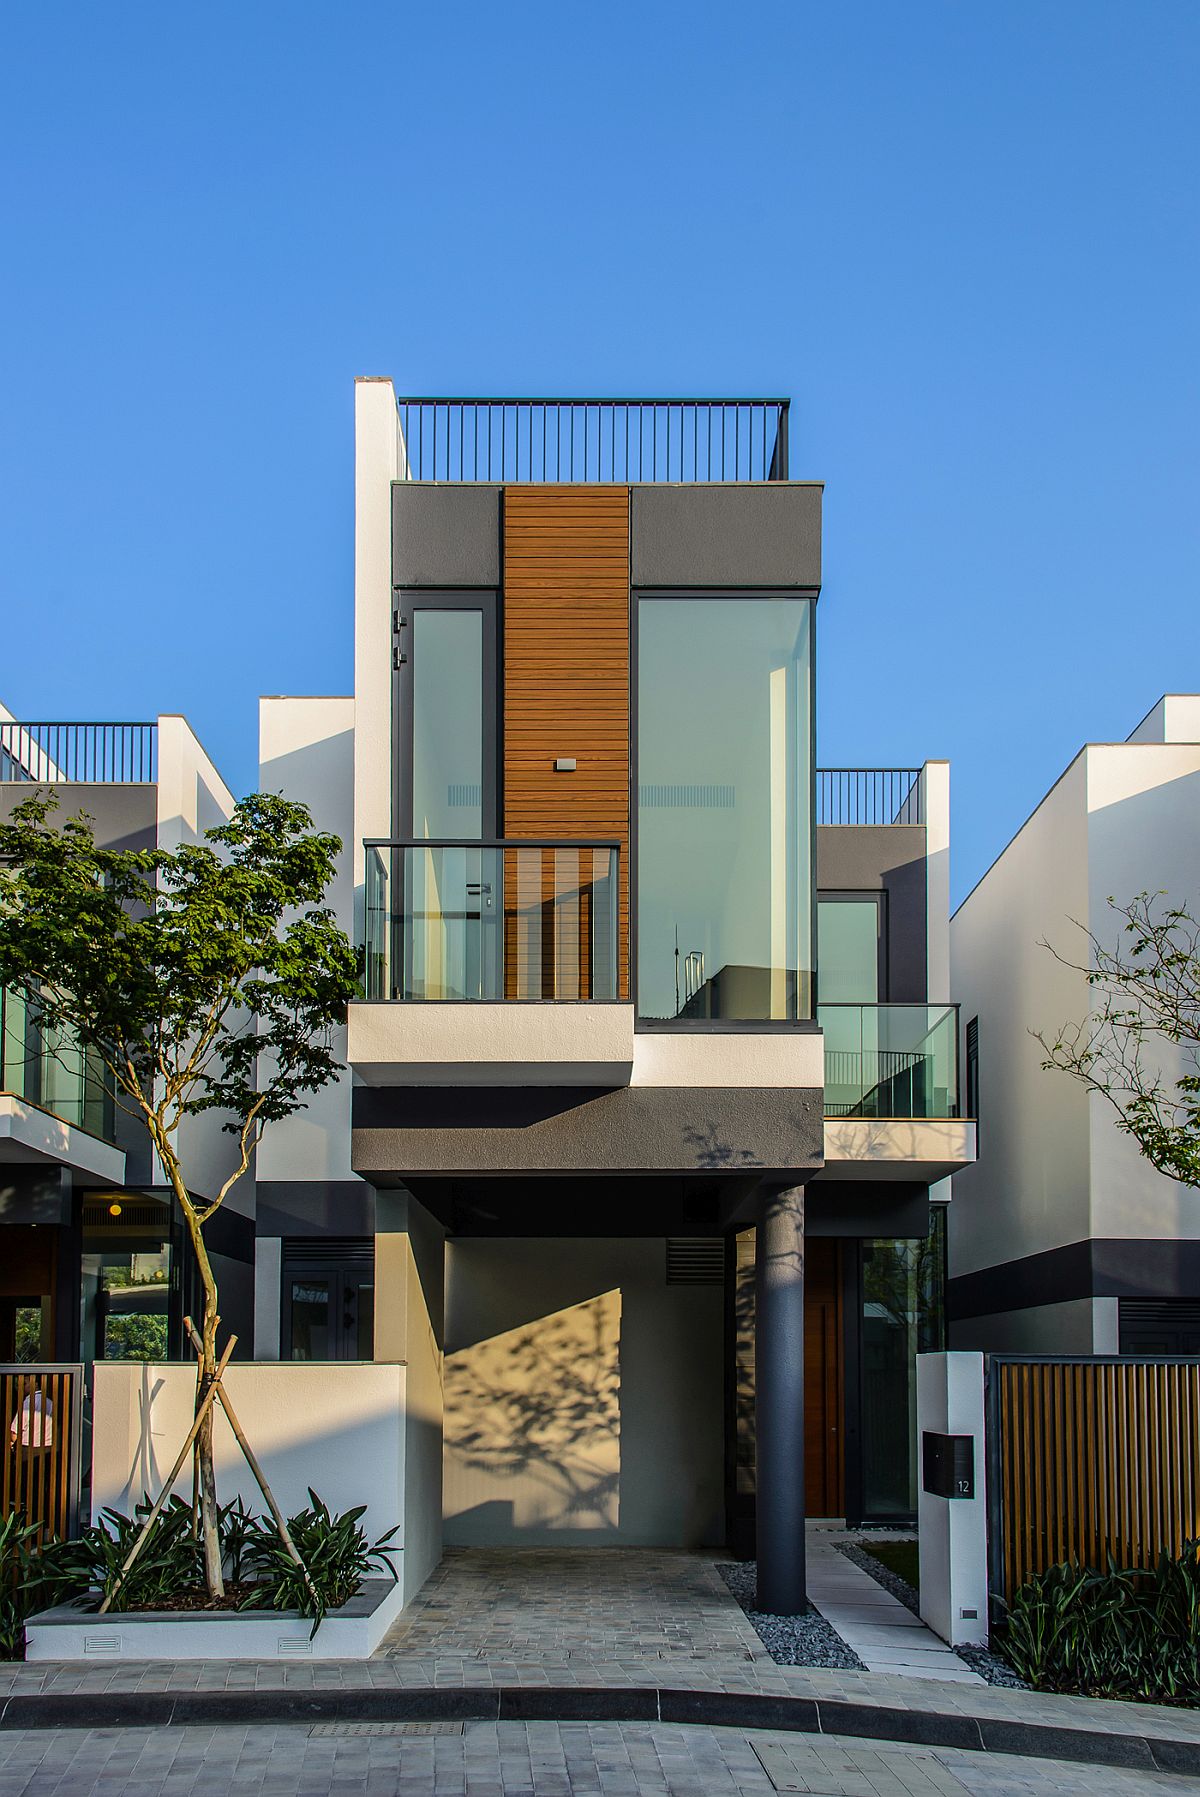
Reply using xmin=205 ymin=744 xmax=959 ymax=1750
xmin=1 ymin=1686 xmax=1197 ymax=1773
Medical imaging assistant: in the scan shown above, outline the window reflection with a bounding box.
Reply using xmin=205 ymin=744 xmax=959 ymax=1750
xmin=636 ymin=597 xmax=814 ymax=1023
xmin=860 ymin=1211 xmax=946 ymax=1516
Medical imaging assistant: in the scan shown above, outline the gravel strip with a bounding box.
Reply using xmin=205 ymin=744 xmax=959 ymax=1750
xmin=836 ymin=1538 xmax=1030 ymax=1689
xmin=716 ymin=1561 xmax=865 ymax=1670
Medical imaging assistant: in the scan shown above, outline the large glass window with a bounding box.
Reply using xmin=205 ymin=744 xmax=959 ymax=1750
xmin=636 ymin=596 xmax=814 ymax=1023
xmin=860 ymin=1210 xmax=946 ymax=1517
xmin=818 ymin=898 xmax=881 ymax=1002
xmin=410 ymin=609 xmax=484 ymax=839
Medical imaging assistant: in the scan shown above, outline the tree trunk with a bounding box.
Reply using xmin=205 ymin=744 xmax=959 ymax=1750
xmin=175 ymin=1179 xmax=225 ymax=1599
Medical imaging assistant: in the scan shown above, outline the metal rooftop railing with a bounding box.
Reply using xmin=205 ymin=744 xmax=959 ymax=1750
xmin=395 ymin=398 xmax=790 ymax=483
xmin=0 ymin=721 xmax=158 ymax=784
xmin=816 ymin=769 xmax=924 ymax=826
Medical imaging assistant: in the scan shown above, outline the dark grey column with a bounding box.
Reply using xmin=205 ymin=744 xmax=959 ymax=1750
xmin=755 ymin=1182 xmax=806 ymax=1613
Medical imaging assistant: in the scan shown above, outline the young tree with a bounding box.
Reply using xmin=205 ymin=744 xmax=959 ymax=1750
xmin=0 ymin=792 xmax=359 ymax=1596
xmin=1038 ymin=892 xmax=1200 ymax=1187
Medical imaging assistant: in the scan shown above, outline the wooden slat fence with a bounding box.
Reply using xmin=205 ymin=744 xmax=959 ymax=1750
xmin=1 ymin=1366 xmax=84 ymax=1546
xmin=987 ymin=1355 xmax=1200 ymax=1602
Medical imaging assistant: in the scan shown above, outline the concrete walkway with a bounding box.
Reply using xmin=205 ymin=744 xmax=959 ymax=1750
xmin=805 ymin=1532 xmax=984 ymax=1685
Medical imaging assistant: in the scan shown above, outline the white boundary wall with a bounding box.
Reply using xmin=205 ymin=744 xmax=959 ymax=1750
xmin=92 ymin=1361 xmax=407 ymax=1570
xmin=917 ymin=1351 xmax=988 ymax=1647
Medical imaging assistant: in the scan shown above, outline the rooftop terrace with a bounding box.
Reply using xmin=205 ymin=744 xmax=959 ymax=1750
xmin=396 ymin=397 xmax=790 ymax=484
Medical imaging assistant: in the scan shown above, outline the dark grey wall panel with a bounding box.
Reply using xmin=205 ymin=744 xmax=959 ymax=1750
xmin=806 ymin=1183 xmax=929 ymax=1237
xmin=256 ymin=1180 xmax=376 ymax=1237
xmin=817 ymin=825 xmax=927 ymax=1002
xmin=392 ymin=484 xmax=501 ymax=588
xmin=631 ymin=484 xmax=822 ymax=589
xmin=353 ymin=1084 xmax=823 ymax=1179
xmin=0 ymin=784 xmax=157 ymax=853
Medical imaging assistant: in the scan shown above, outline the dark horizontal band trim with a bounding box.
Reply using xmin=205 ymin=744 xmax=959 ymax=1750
xmin=0 ymin=1684 xmax=1191 ymax=1772
xmin=948 ymin=1238 xmax=1200 ymax=1321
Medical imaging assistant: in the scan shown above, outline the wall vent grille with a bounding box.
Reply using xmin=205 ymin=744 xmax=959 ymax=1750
xmin=640 ymin=785 xmax=735 ymax=810
xmin=281 ymin=1237 xmax=374 ymax=1268
xmin=666 ymin=1238 xmax=725 ymax=1285
xmin=1119 ymin=1299 xmax=1200 ymax=1354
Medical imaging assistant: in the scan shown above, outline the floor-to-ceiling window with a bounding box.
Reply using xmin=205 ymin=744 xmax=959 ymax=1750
xmin=636 ymin=595 xmax=815 ymax=1024
xmin=859 ymin=1209 xmax=946 ymax=1517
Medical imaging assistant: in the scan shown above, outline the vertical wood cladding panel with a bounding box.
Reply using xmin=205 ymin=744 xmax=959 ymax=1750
xmin=502 ymin=487 xmax=630 ymax=997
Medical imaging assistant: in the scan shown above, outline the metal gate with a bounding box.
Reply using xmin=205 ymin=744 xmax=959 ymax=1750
xmin=1 ymin=1365 xmax=84 ymax=1544
xmin=986 ymin=1354 xmax=1200 ymax=1602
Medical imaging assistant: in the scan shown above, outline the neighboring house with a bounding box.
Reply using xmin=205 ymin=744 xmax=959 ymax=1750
xmin=0 ymin=708 xmax=253 ymax=1367
xmin=254 ymin=380 xmax=975 ymax=1593
xmin=948 ymin=695 xmax=1200 ymax=1356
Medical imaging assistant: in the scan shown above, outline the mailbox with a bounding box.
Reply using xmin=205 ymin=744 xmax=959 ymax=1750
xmin=922 ymin=1430 xmax=975 ymax=1500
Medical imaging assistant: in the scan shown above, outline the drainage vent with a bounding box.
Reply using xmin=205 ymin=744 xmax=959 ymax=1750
xmin=666 ymin=1238 xmax=725 ymax=1285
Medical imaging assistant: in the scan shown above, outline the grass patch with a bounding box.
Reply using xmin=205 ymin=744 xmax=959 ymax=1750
xmin=859 ymin=1538 xmax=919 ymax=1593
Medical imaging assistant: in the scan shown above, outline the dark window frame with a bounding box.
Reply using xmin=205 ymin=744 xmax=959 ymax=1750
xmin=390 ymin=590 xmax=499 ymax=842
xmin=816 ymin=890 xmax=889 ymax=1004
xmin=630 ymin=588 xmax=819 ymax=1033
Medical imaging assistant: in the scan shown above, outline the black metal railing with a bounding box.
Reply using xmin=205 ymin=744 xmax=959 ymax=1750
xmin=394 ymin=398 xmax=789 ymax=484
xmin=0 ymin=721 xmax=157 ymax=784
xmin=816 ymin=768 xmax=924 ymax=826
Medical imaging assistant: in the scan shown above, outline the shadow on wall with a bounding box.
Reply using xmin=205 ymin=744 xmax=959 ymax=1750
xmin=443 ymin=1290 xmax=621 ymax=1541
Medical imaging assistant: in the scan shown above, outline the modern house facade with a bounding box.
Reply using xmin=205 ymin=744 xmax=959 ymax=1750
xmin=252 ymin=381 xmax=975 ymax=1603
xmin=0 ymin=707 xmax=253 ymax=1369
xmin=948 ymin=695 xmax=1200 ymax=1355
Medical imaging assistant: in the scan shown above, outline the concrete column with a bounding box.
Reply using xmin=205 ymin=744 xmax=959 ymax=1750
xmin=755 ymin=1182 xmax=806 ymax=1613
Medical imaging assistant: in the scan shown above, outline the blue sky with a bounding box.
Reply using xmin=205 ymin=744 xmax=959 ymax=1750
xmin=1 ymin=1 xmax=1195 ymax=903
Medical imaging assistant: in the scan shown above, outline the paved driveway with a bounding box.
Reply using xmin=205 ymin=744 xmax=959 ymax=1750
xmin=380 ymin=1547 xmax=768 ymax=1674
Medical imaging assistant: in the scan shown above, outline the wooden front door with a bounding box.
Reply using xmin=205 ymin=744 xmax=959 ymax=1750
xmin=804 ymin=1239 xmax=844 ymax=1518
xmin=729 ymin=1230 xmax=845 ymax=1550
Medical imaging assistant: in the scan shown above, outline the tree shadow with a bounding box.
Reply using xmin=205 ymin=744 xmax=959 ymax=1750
xmin=443 ymin=1290 xmax=622 ymax=1535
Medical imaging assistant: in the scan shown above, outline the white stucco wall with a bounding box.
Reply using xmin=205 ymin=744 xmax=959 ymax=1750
xmin=950 ymin=705 xmax=1200 ymax=1347
xmin=948 ymin=753 xmax=1092 ymax=1280
xmin=155 ymin=716 xmax=245 ymax=1209
xmin=442 ymin=1236 xmax=724 ymax=1549
xmin=1084 ymin=740 xmax=1200 ymax=1245
xmin=256 ymin=696 xmax=357 ymax=1187
xmin=92 ymin=1361 xmax=407 ymax=1552
xmin=353 ymin=379 xmax=403 ymax=930
xmin=374 ymin=1191 xmax=445 ymax=1605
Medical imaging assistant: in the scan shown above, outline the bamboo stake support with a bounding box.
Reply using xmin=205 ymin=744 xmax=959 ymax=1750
xmin=97 ymin=1335 xmax=237 ymax=1615
xmin=183 ymin=1319 xmax=320 ymax=1612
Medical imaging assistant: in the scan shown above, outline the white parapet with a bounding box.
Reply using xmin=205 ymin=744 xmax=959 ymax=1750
xmin=916 ymin=1351 xmax=989 ymax=1647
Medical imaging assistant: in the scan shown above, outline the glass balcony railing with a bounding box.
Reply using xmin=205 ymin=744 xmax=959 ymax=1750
xmin=1 ymin=987 xmax=116 ymax=1141
xmin=364 ymin=840 xmax=620 ymax=1002
xmin=819 ymin=1003 xmax=959 ymax=1120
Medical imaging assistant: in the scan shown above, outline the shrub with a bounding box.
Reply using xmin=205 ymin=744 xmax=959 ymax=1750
xmin=4 ymin=1489 xmax=398 ymax=1651
xmin=242 ymin=1488 xmax=399 ymax=1636
xmin=0 ymin=1512 xmax=46 ymax=1660
xmin=1000 ymin=1547 xmax=1200 ymax=1703
xmin=38 ymin=1496 xmax=203 ymax=1615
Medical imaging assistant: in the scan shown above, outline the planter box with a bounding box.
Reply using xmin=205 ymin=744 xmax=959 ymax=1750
xmin=24 ymin=1576 xmax=404 ymax=1661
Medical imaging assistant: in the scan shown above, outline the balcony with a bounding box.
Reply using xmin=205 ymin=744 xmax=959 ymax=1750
xmin=1 ymin=986 xmax=118 ymax=1153
xmin=819 ymin=1003 xmax=958 ymax=1120
xmin=364 ymin=840 xmax=621 ymax=1003
xmin=0 ymin=721 xmax=157 ymax=784
xmin=394 ymin=398 xmax=790 ymax=484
